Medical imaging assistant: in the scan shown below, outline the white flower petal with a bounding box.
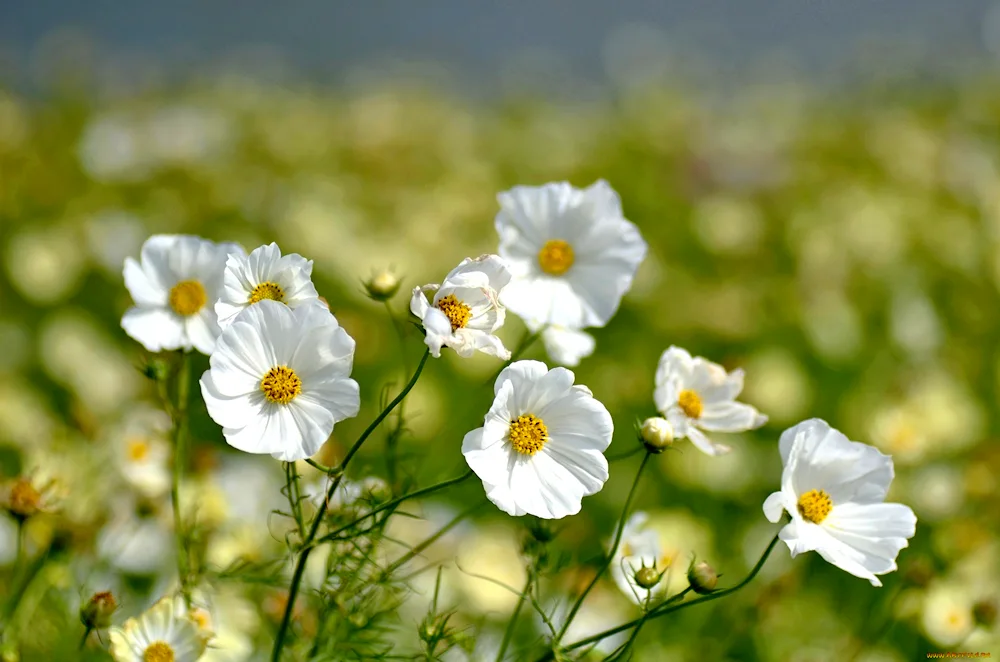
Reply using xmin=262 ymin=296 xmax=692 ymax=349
xmin=762 ymin=491 xmax=785 ymax=523
xmin=121 ymin=307 xmax=185 ymax=352
xmin=123 ymin=257 xmax=167 ymax=306
xmin=685 ymin=426 xmax=731 ymax=456
xmin=698 ymin=401 xmax=767 ymax=432
xmin=539 ymin=325 xmax=596 ymax=367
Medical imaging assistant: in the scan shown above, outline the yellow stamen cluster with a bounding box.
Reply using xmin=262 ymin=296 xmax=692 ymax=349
xmin=249 ymin=281 xmax=285 ymax=304
xmin=436 ymin=294 xmax=472 ymax=330
xmin=143 ymin=641 xmax=175 ymax=662
xmin=127 ymin=439 xmax=150 ymax=462
xmin=168 ymin=280 xmax=207 ymax=316
xmin=509 ymin=414 xmax=548 ymax=456
xmin=260 ymin=366 xmax=302 ymax=405
xmin=797 ymin=489 xmax=833 ymax=524
xmin=677 ymin=389 xmax=703 ymax=419
xmin=7 ymin=478 xmax=42 ymax=519
xmin=538 ymin=239 xmax=575 ymax=276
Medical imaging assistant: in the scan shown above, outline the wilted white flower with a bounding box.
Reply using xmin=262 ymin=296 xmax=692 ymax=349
xmin=215 ymin=242 xmax=320 ymax=330
xmin=462 ymin=360 xmax=612 ymax=519
xmin=122 ymin=235 xmax=243 ymax=355
xmin=410 ymin=255 xmax=512 ymax=359
xmin=495 ymin=180 xmax=647 ymax=329
xmin=763 ymin=419 xmax=917 ymax=587
xmin=654 ymin=346 xmax=767 ymax=456
xmin=200 ymin=301 xmax=360 ymax=462
xmin=110 ymin=596 xmax=206 ymax=661
xmin=527 ymin=320 xmax=596 ymax=367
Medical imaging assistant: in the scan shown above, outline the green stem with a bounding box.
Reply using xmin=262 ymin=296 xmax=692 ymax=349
xmin=285 ymin=462 xmax=306 ymax=540
xmin=384 ymin=300 xmax=409 ymax=491
xmin=170 ymin=351 xmax=192 ymax=609
xmin=555 ymin=451 xmax=651 ymax=643
xmin=383 ymin=499 xmax=484 ymax=578
xmin=79 ymin=626 xmax=92 ymax=650
xmin=538 ymin=534 xmax=781 ymax=660
xmin=317 ymin=470 xmax=473 ymax=546
xmin=496 ymin=573 xmax=533 ymax=662
xmin=270 ymin=348 xmax=431 ymax=662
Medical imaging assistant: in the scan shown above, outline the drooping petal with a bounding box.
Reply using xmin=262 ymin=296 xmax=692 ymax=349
xmin=685 ymin=426 xmax=732 ymax=456
xmin=121 ymin=307 xmax=185 ymax=352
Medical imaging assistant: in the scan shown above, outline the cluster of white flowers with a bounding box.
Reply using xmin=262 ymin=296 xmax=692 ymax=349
xmin=117 ymin=180 xmax=919 ymax=660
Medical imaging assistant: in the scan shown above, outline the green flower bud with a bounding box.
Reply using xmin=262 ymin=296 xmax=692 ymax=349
xmin=365 ymin=269 xmax=402 ymax=302
xmin=634 ymin=565 xmax=661 ymax=590
xmin=80 ymin=591 xmax=117 ymax=629
xmin=687 ymin=559 xmax=719 ymax=594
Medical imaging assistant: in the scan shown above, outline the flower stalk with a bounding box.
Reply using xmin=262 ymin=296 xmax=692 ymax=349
xmin=170 ymin=350 xmax=193 ymax=609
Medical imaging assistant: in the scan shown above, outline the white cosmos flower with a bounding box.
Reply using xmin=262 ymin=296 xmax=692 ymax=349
xmin=215 ymin=242 xmax=320 ymax=330
xmin=526 ymin=320 xmax=596 ymax=367
xmin=495 ymin=180 xmax=647 ymax=329
xmin=462 ymin=360 xmax=612 ymax=519
xmin=110 ymin=596 xmax=206 ymax=662
xmin=609 ymin=512 xmax=673 ymax=605
xmin=114 ymin=408 xmax=171 ymax=499
xmin=199 ymin=300 xmax=360 ymax=462
xmin=763 ymin=418 xmax=917 ymax=587
xmin=122 ymin=234 xmax=243 ymax=355
xmin=654 ymin=346 xmax=767 ymax=456
xmin=410 ymin=254 xmax=512 ymax=359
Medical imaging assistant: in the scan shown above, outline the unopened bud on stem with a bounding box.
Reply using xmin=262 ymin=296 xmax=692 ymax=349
xmin=687 ymin=558 xmax=719 ymax=594
xmin=80 ymin=591 xmax=117 ymax=630
xmin=365 ymin=269 xmax=402 ymax=302
xmin=640 ymin=417 xmax=674 ymax=453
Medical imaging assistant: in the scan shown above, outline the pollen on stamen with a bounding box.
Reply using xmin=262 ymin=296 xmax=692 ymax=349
xmin=538 ymin=239 xmax=575 ymax=276
xmin=260 ymin=366 xmax=302 ymax=405
xmin=436 ymin=294 xmax=472 ymax=330
xmin=249 ymin=281 xmax=285 ymax=305
xmin=143 ymin=641 xmax=175 ymax=662
xmin=168 ymin=280 xmax=207 ymax=317
xmin=797 ymin=489 xmax=833 ymax=524
xmin=677 ymin=389 xmax=703 ymax=419
xmin=508 ymin=414 xmax=548 ymax=456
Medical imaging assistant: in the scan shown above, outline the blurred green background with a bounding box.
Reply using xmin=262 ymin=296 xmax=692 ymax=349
xmin=2 ymin=6 xmax=1000 ymax=661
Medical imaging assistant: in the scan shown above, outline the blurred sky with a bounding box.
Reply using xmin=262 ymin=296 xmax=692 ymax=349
xmin=2 ymin=1 xmax=1000 ymax=94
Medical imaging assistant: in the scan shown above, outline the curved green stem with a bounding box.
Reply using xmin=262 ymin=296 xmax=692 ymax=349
xmin=538 ymin=533 xmax=781 ymax=660
xmin=270 ymin=348 xmax=431 ymax=662
xmin=555 ymin=451 xmax=651 ymax=643
xmin=383 ymin=498 xmax=484 ymax=577
xmin=170 ymin=351 xmax=192 ymax=609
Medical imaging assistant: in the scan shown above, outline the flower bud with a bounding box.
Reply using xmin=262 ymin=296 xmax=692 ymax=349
xmin=640 ymin=417 xmax=674 ymax=453
xmin=687 ymin=559 xmax=719 ymax=594
xmin=634 ymin=565 xmax=661 ymax=590
xmin=80 ymin=591 xmax=117 ymax=629
xmin=973 ymin=599 xmax=997 ymax=628
xmin=365 ymin=269 xmax=402 ymax=302
xmin=141 ymin=357 xmax=170 ymax=382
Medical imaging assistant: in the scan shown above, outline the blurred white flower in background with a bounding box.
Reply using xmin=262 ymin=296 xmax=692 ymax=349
xmin=122 ymin=234 xmax=244 ymax=355
xmin=462 ymin=360 xmax=612 ymax=519
xmin=495 ymin=180 xmax=647 ymax=329
xmin=97 ymin=501 xmax=174 ymax=576
xmin=200 ymin=300 xmax=360 ymax=461
xmin=410 ymin=254 xmax=512 ymax=359
xmin=216 ymin=242 xmax=321 ymax=329
xmin=654 ymin=346 xmax=767 ymax=456
xmin=763 ymin=419 xmax=917 ymax=587
xmin=608 ymin=512 xmax=673 ymax=605
xmin=526 ymin=320 xmax=595 ymax=367
xmin=113 ymin=407 xmax=172 ymax=499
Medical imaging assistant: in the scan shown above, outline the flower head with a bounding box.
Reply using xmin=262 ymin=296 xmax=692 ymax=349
xmin=763 ymin=419 xmax=917 ymax=587
xmin=115 ymin=408 xmax=172 ymax=499
xmin=410 ymin=254 xmax=512 ymax=359
xmin=654 ymin=346 xmax=767 ymax=456
xmin=495 ymin=180 xmax=647 ymax=329
xmin=215 ymin=243 xmax=321 ymax=330
xmin=80 ymin=591 xmax=118 ymax=630
xmin=2 ymin=475 xmax=58 ymax=521
xmin=200 ymin=300 xmax=360 ymax=462
xmin=364 ymin=268 xmax=402 ymax=302
xmin=109 ymin=596 xmax=206 ymax=661
xmin=462 ymin=360 xmax=612 ymax=519
xmin=122 ymin=234 xmax=243 ymax=355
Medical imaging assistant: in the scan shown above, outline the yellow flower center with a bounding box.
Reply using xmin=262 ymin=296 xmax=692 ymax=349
xmin=436 ymin=294 xmax=472 ymax=330
xmin=797 ymin=489 xmax=833 ymax=524
xmin=677 ymin=389 xmax=703 ymax=419
xmin=143 ymin=641 xmax=175 ymax=662
xmin=168 ymin=280 xmax=207 ymax=317
xmin=538 ymin=239 xmax=575 ymax=276
xmin=508 ymin=414 xmax=548 ymax=456
xmin=260 ymin=366 xmax=302 ymax=405
xmin=249 ymin=281 xmax=285 ymax=304
xmin=127 ymin=438 xmax=150 ymax=462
